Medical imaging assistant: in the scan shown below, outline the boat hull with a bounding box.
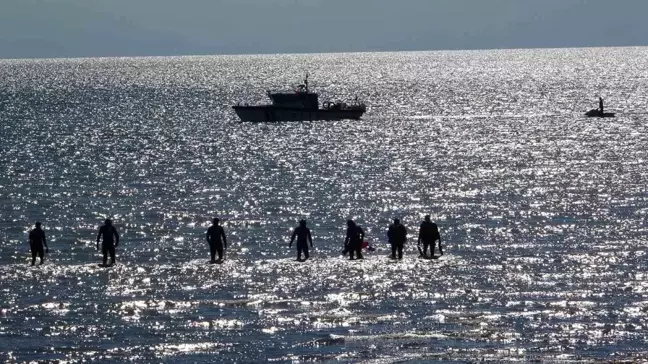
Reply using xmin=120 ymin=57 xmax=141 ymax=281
xmin=233 ymin=106 xmax=365 ymax=122
xmin=585 ymin=109 xmax=615 ymax=118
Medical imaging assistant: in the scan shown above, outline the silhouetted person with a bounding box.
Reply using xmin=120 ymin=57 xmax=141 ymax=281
xmin=289 ymin=219 xmax=313 ymax=261
xmin=344 ymin=220 xmax=365 ymax=260
xmin=387 ymin=218 xmax=407 ymax=259
xmin=418 ymin=215 xmax=442 ymax=258
xmin=97 ymin=219 xmax=120 ymax=266
xmin=29 ymin=222 xmax=48 ymax=266
xmin=599 ymin=97 xmax=604 ymax=113
xmin=206 ymin=218 xmax=227 ymax=263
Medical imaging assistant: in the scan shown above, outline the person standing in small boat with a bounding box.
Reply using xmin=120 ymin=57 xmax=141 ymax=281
xmin=28 ymin=222 xmax=49 ymax=266
xmin=599 ymin=97 xmax=604 ymax=113
xmin=289 ymin=219 xmax=313 ymax=261
xmin=206 ymin=218 xmax=227 ymax=263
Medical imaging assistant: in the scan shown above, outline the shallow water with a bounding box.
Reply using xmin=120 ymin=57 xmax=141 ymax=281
xmin=2 ymin=48 xmax=648 ymax=363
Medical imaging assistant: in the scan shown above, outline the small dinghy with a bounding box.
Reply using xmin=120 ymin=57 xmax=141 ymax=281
xmin=585 ymin=97 xmax=615 ymax=118
xmin=585 ymin=108 xmax=615 ymax=118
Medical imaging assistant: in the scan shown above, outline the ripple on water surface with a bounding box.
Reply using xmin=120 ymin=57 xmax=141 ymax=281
xmin=2 ymin=48 xmax=648 ymax=362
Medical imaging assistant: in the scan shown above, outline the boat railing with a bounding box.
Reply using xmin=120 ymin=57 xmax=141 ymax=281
xmin=323 ymin=100 xmax=366 ymax=111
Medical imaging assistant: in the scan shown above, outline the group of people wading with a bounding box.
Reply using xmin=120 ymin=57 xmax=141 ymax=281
xmin=27 ymin=219 xmax=120 ymax=266
xmin=27 ymin=215 xmax=442 ymax=266
xmin=384 ymin=215 xmax=443 ymax=260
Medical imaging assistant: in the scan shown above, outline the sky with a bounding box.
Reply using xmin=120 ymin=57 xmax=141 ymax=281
xmin=1 ymin=0 xmax=647 ymax=58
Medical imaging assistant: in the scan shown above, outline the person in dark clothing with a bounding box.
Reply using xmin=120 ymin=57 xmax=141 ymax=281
xmin=29 ymin=222 xmax=49 ymax=266
xmin=206 ymin=218 xmax=227 ymax=263
xmin=343 ymin=220 xmax=365 ymax=260
xmin=418 ymin=215 xmax=442 ymax=258
xmin=97 ymin=219 xmax=120 ymax=266
xmin=387 ymin=218 xmax=407 ymax=259
xmin=599 ymin=97 xmax=604 ymax=113
xmin=289 ymin=219 xmax=313 ymax=261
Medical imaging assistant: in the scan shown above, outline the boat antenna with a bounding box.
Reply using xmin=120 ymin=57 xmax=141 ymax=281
xmin=304 ymin=72 xmax=309 ymax=92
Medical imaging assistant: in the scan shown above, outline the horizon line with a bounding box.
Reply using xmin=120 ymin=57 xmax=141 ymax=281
xmin=1 ymin=44 xmax=647 ymax=62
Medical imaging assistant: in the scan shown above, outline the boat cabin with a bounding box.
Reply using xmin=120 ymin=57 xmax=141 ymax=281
xmin=268 ymin=89 xmax=319 ymax=110
xmin=267 ymin=75 xmax=319 ymax=110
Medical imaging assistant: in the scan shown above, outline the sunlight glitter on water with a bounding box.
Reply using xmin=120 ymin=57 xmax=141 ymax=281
xmin=3 ymin=48 xmax=648 ymax=362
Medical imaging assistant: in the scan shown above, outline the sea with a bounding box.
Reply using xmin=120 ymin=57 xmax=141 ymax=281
xmin=1 ymin=47 xmax=648 ymax=363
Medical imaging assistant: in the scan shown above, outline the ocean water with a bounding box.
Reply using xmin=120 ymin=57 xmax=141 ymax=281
xmin=1 ymin=47 xmax=648 ymax=363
